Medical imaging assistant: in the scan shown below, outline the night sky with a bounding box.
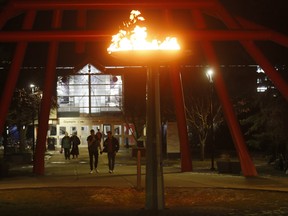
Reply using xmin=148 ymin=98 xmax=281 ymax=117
xmin=0 ymin=0 xmax=287 ymax=92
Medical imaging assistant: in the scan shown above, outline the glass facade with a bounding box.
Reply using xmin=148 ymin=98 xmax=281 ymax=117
xmin=57 ymin=64 xmax=123 ymax=116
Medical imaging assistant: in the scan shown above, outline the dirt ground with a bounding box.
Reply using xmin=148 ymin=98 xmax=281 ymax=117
xmin=0 ymin=187 xmax=288 ymax=216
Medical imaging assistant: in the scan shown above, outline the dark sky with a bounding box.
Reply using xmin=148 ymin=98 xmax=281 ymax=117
xmin=220 ymin=0 xmax=288 ymax=34
xmin=1 ymin=0 xmax=288 ymax=65
xmin=0 ymin=0 xmax=287 ymax=102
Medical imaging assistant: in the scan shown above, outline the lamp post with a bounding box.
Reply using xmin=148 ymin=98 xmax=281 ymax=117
xmin=30 ymin=84 xmax=42 ymax=159
xmin=30 ymin=84 xmax=36 ymax=157
xmin=206 ymin=69 xmax=215 ymax=171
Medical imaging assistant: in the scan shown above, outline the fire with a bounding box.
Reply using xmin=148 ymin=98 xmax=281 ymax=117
xmin=107 ymin=10 xmax=180 ymax=54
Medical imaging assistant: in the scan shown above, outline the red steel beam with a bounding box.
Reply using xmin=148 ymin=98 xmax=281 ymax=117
xmin=11 ymin=0 xmax=216 ymax=10
xmin=237 ymin=17 xmax=288 ymax=48
xmin=0 ymin=30 xmax=281 ymax=42
xmin=192 ymin=8 xmax=258 ymax=176
xmin=0 ymin=11 xmax=36 ymax=136
xmin=216 ymin=3 xmax=288 ymax=101
xmin=170 ymin=65 xmax=193 ymax=172
xmin=33 ymin=10 xmax=61 ymax=175
xmin=164 ymin=9 xmax=192 ymax=172
xmin=243 ymin=41 xmax=288 ymax=101
xmin=203 ymin=43 xmax=258 ymax=177
xmin=0 ymin=2 xmax=18 ymax=29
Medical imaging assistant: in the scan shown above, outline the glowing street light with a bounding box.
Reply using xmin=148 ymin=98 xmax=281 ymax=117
xmin=206 ymin=68 xmax=214 ymax=83
xmin=108 ymin=10 xmax=181 ymax=210
xmin=30 ymin=83 xmax=35 ymax=93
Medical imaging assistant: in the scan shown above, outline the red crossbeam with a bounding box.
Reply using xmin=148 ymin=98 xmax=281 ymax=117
xmin=11 ymin=0 xmax=216 ymax=10
xmin=0 ymin=30 xmax=279 ymax=42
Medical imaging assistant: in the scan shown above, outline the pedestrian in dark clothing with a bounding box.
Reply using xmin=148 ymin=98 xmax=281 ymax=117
xmin=61 ymin=132 xmax=71 ymax=160
xmin=102 ymin=131 xmax=119 ymax=173
xmin=70 ymin=132 xmax=81 ymax=159
xmin=96 ymin=128 xmax=102 ymax=144
xmin=87 ymin=129 xmax=101 ymax=174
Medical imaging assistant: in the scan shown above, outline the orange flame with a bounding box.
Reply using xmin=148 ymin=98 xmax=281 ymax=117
xmin=107 ymin=10 xmax=180 ymax=53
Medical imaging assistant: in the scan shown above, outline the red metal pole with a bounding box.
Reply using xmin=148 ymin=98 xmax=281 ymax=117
xmin=216 ymin=3 xmax=288 ymax=101
xmin=234 ymin=18 xmax=288 ymax=101
xmin=0 ymin=11 xmax=36 ymax=136
xmin=33 ymin=10 xmax=61 ymax=175
xmin=0 ymin=43 xmax=26 ymax=135
xmin=193 ymin=8 xmax=257 ymax=176
xmin=0 ymin=31 xmax=110 ymax=41
xmin=169 ymin=65 xmax=193 ymax=172
xmin=0 ymin=30 xmax=278 ymax=42
xmin=236 ymin=16 xmax=288 ymax=48
xmin=0 ymin=3 xmax=16 ymax=29
xmin=11 ymin=0 xmax=216 ymax=10
xmin=243 ymin=41 xmax=288 ymax=101
xmin=164 ymin=9 xmax=192 ymax=172
xmin=202 ymin=42 xmax=258 ymax=176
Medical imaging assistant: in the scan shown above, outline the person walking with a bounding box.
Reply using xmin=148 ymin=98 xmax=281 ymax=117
xmin=96 ymin=128 xmax=102 ymax=144
xmin=87 ymin=129 xmax=101 ymax=174
xmin=61 ymin=132 xmax=71 ymax=160
xmin=102 ymin=131 xmax=119 ymax=173
xmin=70 ymin=132 xmax=81 ymax=159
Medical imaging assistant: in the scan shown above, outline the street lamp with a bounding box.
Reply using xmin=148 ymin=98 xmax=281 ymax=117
xmin=30 ymin=84 xmax=36 ymax=156
xmin=206 ymin=68 xmax=215 ymax=171
xmin=108 ymin=10 xmax=181 ymax=211
xmin=30 ymin=84 xmax=42 ymax=159
xmin=30 ymin=83 xmax=35 ymax=93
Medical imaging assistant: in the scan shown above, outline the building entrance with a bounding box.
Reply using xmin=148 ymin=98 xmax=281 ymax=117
xmin=50 ymin=118 xmax=136 ymax=148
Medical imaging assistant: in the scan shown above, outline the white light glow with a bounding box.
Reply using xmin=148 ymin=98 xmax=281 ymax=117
xmin=206 ymin=69 xmax=214 ymax=83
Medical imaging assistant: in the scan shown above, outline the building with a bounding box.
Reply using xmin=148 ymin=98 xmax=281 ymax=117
xmin=48 ymin=63 xmax=136 ymax=148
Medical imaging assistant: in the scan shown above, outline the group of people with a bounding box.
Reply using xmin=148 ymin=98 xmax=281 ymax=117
xmin=61 ymin=132 xmax=81 ymax=160
xmin=87 ymin=129 xmax=119 ymax=174
xmin=61 ymin=129 xmax=119 ymax=174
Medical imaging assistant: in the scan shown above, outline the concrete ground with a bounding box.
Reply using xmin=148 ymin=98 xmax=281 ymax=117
xmin=0 ymin=147 xmax=288 ymax=215
xmin=1 ymin=147 xmax=288 ymax=190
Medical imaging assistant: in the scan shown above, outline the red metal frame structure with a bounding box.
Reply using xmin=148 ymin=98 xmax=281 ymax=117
xmin=0 ymin=0 xmax=287 ymax=176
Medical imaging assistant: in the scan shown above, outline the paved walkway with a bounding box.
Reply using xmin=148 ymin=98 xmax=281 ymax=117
xmin=1 ymin=147 xmax=288 ymax=192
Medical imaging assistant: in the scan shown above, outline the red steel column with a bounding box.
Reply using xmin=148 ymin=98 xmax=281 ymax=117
xmin=0 ymin=11 xmax=36 ymax=135
xmin=216 ymin=3 xmax=288 ymax=101
xmin=12 ymin=0 xmax=216 ymax=10
xmin=0 ymin=3 xmax=14 ymax=28
xmin=202 ymin=42 xmax=257 ymax=176
xmin=193 ymin=9 xmax=257 ymax=176
xmin=33 ymin=10 xmax=61 ymax=175
xmin=164 ymin=9 xmax=192 ymax=172
xmin=170 ymin=65 xmax=193 ymax=172
xmin=242 ymin=42 xmax=288 ymax=101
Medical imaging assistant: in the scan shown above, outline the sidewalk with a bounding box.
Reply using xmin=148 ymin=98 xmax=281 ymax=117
xmin=1 ymin=147 xmax=288 ymax=192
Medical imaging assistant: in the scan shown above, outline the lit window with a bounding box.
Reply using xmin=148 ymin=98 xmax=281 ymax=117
xmin=57 ymin=64 xmax=123 ymax=116
xmin=257 ymin=86 xmax=267 ymax=92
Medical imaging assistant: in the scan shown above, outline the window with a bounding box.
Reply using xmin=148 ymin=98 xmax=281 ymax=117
xmin=57 ymin=64 xmax=123 ymax=116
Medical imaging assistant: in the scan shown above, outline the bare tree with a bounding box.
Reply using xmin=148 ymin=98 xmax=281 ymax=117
xmin=185 ymin=94 xmax=222 ymax=160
